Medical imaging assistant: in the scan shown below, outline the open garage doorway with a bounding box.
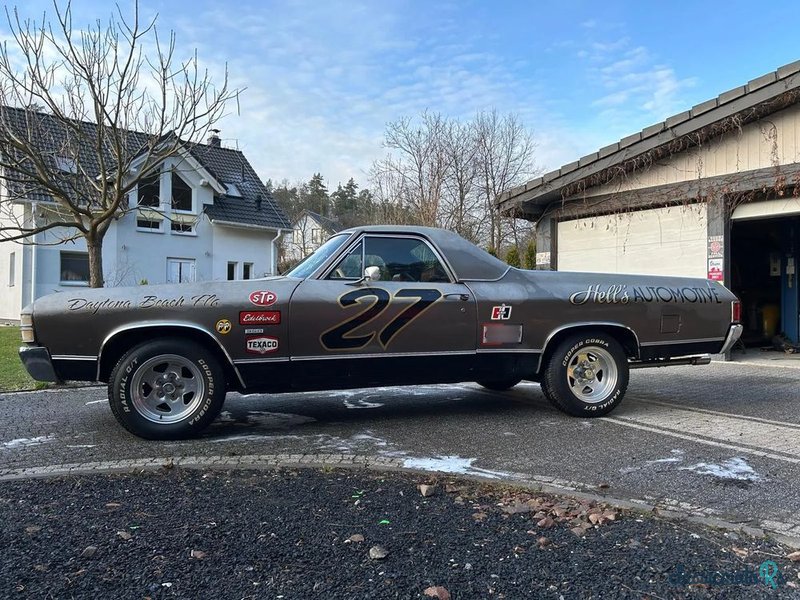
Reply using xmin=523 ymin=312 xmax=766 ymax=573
xmin=730 ymin=215 xmax=800 ymax=350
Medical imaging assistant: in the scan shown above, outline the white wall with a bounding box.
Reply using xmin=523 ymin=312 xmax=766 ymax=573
xmin=0 ymin=203 xmax=25 ymax=320
xmin=212 ymin=224 xmax=275 ymax=280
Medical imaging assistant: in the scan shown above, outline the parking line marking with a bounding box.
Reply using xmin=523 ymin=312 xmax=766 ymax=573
xmin=603 ymin=400 xmax=800 ymax=464
xmin=600 ymin=417 xmax=800 ymax=464
xmin=633 ymin=398 xmax=800 ymax=430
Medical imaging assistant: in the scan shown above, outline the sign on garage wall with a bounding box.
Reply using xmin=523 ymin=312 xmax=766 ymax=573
xmin=707 ymin=235 xmax=724 ymax=281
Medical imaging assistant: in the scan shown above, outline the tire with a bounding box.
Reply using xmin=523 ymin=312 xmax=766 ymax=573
xmin=108 ymin=338 xmax=226 ymax=440
xmin=541 ymin=332 xmax=629 ymax=417
xmin=477 ymin=378 xmax=522 ymax=391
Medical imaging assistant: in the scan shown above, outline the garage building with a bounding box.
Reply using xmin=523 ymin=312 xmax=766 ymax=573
xmin=498 ymin=61 xmax=800 ymax=348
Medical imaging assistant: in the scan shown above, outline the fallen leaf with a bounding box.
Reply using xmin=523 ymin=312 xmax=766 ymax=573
xmin=116 ymin=531 xmax=132 ymax=541
xmin=588 ymin=514 xmax=602 ymax=525
xmin=24 ymin=526 xmax=41 ymax=534
xmin=105 ymin=502 xmax=121 ymax=509
xmin=787 ymin=551 xmax=800 ymax=562
xmin=369 ymin=545 xmax=389 ymax=560
xmin=190 ymin=550 xmax=207 ymax=560
xmin=418 ymin=484 xmax=436 ymax=497
xmin=570 ymin=526 xmax=587 ymax=537
xmin=345 ymin=534 xmax=364 ymax=544
xmin=444 ymin=484 xmax=462 ymax=494
xmin=537 ymin=517 xmax=556 ymax=529
xmin=472 ymin=512 xmax=488 ymax=521
xmin=731 ymin=546 xmax=749 ymax=559
xmin=602 ymin=509 xmax=617 ymax=521
xmin=537 ymin=537 xmax=551 ymax=547
xmin=80 ymin=546 xmax=97 ymax=559
xmin=598 ymin=482 xmax=610 ymax=489
xmin=423 ymin=585 xmax=451 ymax=599
xmin=501 ymin=502 xmax=532 ymax=515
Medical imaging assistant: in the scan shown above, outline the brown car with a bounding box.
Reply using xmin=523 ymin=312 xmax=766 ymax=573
xmin=19 ymin=226 xmax=742 ymax=439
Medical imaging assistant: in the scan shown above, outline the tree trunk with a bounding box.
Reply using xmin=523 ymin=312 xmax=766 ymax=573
xmin=87 ymin=235 xmax=105 ymax=288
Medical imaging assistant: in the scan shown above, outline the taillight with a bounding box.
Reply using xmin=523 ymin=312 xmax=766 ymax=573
xmin=731 ymin=300 xmax=742 ymax=324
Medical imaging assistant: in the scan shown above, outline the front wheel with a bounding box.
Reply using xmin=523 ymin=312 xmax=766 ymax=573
xmin=541 ymin=332 xmax=629 ymax=417
xmin=108 ymin=339 xmax=226 ymax=439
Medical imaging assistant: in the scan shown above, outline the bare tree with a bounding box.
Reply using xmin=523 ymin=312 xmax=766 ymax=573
xmin=440 ymin=119 xmax=482 ymax=242
xmin=474 ymin=110 xmax=537 ymax=251
xmin=0 ymin=1 xmax=238 ymax=286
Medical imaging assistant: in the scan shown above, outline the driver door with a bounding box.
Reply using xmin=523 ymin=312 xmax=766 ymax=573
xmin=288 ymin=234 xmax=477 ymax=388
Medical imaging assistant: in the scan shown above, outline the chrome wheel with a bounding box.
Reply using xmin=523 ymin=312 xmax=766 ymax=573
xmin=565 ymin=346 xmax=618 ymax=404
xmin=130 ymin=354 xmax=206 ymax=424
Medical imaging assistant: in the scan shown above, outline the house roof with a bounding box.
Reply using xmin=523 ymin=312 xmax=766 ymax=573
xmin=0 ymin=105 xmax=290 ymax=230
xmin=498 ymin=60 xmax=800 ymax=220
xmin=299 ymin=209 xmax=342 ymax=233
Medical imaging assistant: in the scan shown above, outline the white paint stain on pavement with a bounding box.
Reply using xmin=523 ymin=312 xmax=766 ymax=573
xmin=646 ymin=449 xmax=685 ymax=465
xmin=84 ymin=399 xmax=106 ymax=406
xmin=2 ymin=435 xmax=56 ymax=449
xmin=681 ymin=457 xmax=762 ymax=481
xmin=402 ymin=455 xmax=512 ymax=479
xmin=343 ymin=399 xmax=384 ymax=409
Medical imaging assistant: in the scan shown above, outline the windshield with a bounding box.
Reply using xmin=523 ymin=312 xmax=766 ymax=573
xmin=286 ymin=234 xmax=351 ymax=278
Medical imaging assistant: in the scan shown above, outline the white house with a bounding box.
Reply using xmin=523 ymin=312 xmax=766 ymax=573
xmin=0 ymin=110 xmax=290 ymax=322
xmin=283 ymin=209 xmax=342 ymax=263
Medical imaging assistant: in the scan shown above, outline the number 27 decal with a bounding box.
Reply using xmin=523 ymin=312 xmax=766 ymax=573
xmin=321 ymin=288 xmax=443 ymax=350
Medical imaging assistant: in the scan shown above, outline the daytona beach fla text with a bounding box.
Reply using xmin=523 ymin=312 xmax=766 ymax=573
xmin=67 ymin=294 xmax=220 ymax=314
xmin=569 ymin=284 xmax=722 ymax=306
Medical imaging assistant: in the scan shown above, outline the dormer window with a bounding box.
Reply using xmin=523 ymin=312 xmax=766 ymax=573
xmin=55 ymin=156 xmax=77 ymax=174
xmin=224 ymin=182 xmax=242 ymax=197
xmin=138 ymin=172 xmax=160 ymax=207
xmin=171 ymin=172 xmax=192 ymax=212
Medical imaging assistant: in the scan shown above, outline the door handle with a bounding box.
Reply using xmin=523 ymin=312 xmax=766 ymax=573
xmin=443 ymin=293 xmax=471 ymax=301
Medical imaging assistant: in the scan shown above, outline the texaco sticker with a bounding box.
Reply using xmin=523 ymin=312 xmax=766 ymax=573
xmin=246 ymin=336 xmax=279 ymax=354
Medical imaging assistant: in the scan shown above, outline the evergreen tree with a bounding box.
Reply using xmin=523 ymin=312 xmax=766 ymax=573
xmin=307 ymin=173 xmax=330 ymax=216
xmin=523 ymin=238 xmax=536 ymax=269
xmin=505 ymin=246 xmax=521 ymax=268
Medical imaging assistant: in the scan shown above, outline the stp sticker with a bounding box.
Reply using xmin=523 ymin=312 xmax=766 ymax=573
xmin=215 ymin=319 xmax=232 ymax=334
xmin=249 ymin=290 xmax=277 ymax=306
xmin=239 ymin=310 xmax=281 ymax=325
xmin=490 ymin=304 xmax=512 ymax=320
xmin=246 ymin=336 xmax=279 ymax=354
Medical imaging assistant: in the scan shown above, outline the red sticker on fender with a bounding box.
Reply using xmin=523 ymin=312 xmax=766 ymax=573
xmin=249 ymin=290 xmax=277 ymax=306
xmin=239 ymin=310 xmax=281 ymax=325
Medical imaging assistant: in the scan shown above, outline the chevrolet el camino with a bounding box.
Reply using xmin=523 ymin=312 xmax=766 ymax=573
xmin=19 ymin=226 xmax=742 ymax=439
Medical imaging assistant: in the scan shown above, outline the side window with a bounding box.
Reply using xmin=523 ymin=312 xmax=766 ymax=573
xmin=327 ymin=240 xmax=363 ymax=280
xmin=363 ymin=237 xmax=450 ymax=282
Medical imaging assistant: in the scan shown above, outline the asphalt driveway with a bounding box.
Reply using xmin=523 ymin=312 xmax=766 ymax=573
xmin=1 ymin=361 xmax=799 ymax=543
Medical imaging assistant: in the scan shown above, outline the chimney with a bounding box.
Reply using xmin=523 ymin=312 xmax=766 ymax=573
xmin=208 ymin=129 xmax=221 ymax=147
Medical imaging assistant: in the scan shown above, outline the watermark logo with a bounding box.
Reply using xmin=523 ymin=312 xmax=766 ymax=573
xmin=668 ymin=559 xmax=782 ymax=589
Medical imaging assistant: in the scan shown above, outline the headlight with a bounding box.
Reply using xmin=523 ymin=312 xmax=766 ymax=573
xmin=20 ymin=312 xmax=34 ymax=343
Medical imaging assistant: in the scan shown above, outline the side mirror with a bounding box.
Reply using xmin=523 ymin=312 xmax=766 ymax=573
xmin=365 ymin=266 xmax=380 ymax=281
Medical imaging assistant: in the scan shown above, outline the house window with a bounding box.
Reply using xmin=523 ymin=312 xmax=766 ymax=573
xmin=171 ymin=173 xmax=193 ymax=212
xmin=60 ymin=251 xmax=90 ymax=283
xmin=166 ymin=258 xmax=195 ymax=283
xmin=227 ymin=262 xmax=237 ymax=281
xmin=55 ymin=156 xmax=78 ymax=174
xmin=136 ymin=218 xmax=163 ymax=232
xmin=8 ymin=252 xmax=15 ymax=286
xmin=293 ymin=229 xmax=301 ymax=244
xmin=243 ymin=263 xmax=253 ymax=280
xmin=312 ymin=228 xmax=323 ymax=244
xmin=138 ymin=171 xmax=160 ymax=208
xmin=170 ymin=221 xmax=194 ymax=235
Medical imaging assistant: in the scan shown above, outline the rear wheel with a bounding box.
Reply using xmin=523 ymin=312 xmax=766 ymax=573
xmin=108 ymin=339 xmax=226 ymax=439
xmin=541 ymin=332 xmax=629 ymax=417
xmin=477 ymin=378 xmax=522 ymax=391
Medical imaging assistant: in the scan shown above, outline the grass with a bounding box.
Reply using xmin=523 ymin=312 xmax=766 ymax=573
xmin=0 ymin=326 xmax=41 ymax=392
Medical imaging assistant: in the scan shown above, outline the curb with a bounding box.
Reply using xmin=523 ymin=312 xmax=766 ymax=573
xmin=1 ymin=453 xmax=799 ymax=550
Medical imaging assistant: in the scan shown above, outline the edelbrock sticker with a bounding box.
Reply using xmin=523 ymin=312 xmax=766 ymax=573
xmin=246 ymin=336 xmax=279 ymax=354
xmin=239 ymin=310 xmax=281 ymax=325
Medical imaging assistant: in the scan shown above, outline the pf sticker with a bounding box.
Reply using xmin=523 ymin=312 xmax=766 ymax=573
xmin=490 ymin=304 xmax=512 ymax=320
xmin=215 ymin=319 xmax=232 ymax=334
xmin=246 ymin=336 xmax=279 ymax=354
xmin=249 ymin=290 xmax=277 ymax=306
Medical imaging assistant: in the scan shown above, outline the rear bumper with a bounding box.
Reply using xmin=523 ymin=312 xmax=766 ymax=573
xmin=18 ymin=346 xmax=59 ymax=382
xmin=719 ymin=324 xmax=744 ymax=355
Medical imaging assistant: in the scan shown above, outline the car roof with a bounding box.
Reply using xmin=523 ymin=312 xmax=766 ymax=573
xmin=339 ymin=225 xmax=510 ymax=281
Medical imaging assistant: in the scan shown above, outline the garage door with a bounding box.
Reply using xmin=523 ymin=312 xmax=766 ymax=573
xmin=557 ymin=205 xmax=707 ymax=277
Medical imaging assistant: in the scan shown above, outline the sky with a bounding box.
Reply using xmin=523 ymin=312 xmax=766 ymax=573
xmin=5 ymin=0 xmax=800 ymax=191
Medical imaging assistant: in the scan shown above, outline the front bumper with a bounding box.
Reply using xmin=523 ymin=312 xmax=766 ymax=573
xmin=719 ymin=324 xmax=744 ymax=355
xmin=18 ymin=346 xmax=59 ymax=382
